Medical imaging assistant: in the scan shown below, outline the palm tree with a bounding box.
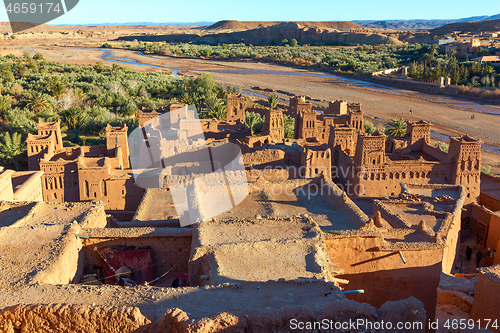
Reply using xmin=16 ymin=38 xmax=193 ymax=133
xmin=26 ymin=92 xmax=52 ymax=113
xmin=205 ymin=93 xmax=219 ymax=115
xmin=213 ymin=103 xmax=227 ymax=120
xmin=245 ymin=111 xmax=265 ymax=136
xmin=0 ymin=96 xmax=11 ymax=112
xmin=283 ymin=114 xmax=294 ymax=138
xmin=268 ymin=94 xmax=278 ymax=109
xmin=386 ymin=118 xmax=407 ymax=137
xmin=49 ymin=78 xmax=67 ymax=99
xmin=73 ymin=88 xmax=87 ymax=101
xmin=59 ymin=107 xmax=87 ymax=130
xmin=0 ymin=132 xmax=25 ymax=170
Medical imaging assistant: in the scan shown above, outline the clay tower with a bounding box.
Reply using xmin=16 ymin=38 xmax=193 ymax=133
xmin=36 ymin=120 xmax=63 ymax=151
xmin=354 ymin=131 xmax=386 ymax=167
xmin=106 ymin=124 xmax=130 ymax=169
xmin=448 ymin=135 xmax=481 ymax=204
xmin=262 ymin=108 xmax=284 ymax=142
xmin=226 ymin=94 xmax=246 ymax=123
xmin=406 ymin=120 xmax=432 ymax=150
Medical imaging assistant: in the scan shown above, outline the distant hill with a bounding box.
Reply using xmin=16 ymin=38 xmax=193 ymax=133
xmin=204 ymin=20 xmax=362 ymax=32
xmin=58 ymin=22 xmax=215 ymax=27
xmin=454 ymin=14 xmax=500 ymax=22
xmin=355 ymin=13 xmax=500 ymax=30
xmin=354 ymin=20 xmax=449 ymax=30
xmin=431 ymin=18 xmax=500 ymax=34
xmin=118 ymin=21 xmax=401 ymax=46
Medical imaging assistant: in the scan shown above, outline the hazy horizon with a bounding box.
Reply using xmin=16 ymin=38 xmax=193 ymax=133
xmin=1 ymin=0 xmax=499 ymax=26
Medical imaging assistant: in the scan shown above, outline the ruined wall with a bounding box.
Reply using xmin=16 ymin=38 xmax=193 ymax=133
xmin=226 ymin=93 xmax=246 ymax=123
xmin=246 ymin=169 xmax=289 ymax=182
xmin=158 ymin=295 xmax=425 ymax=333
xmin=244 ymin=135 xmax=270 ymax=148
xmin=83 ymin=229 xmax=192 ymax=284
xmin=0 ymin=169 xmax=14 ymax=201
xmin=471 ymin=204 xmax=500 ymax=265
xmin=104 ymin=177 xmax=145 ymax=212
xmin=0 ymin=304 xmax=149 ymax=333
xmin=321 ymin=177 xmax=370 ymax=227
xmin=325 ymin=234 xmax=442 ymax=321
xmin=480 ymin=173 xmax=500 ymax=212
xmin=301 ymin=146 xmax=331 ymax=179
xmin=244 ymin=149 xmax=285 ymax=168
xmin=422 ymin=143 xmax=449 ymax=161
xmin=12 ymin=171 xmax=44 ymax=202
xmin=470 ymin=274 xmax=500 ymax=333
xmin=34 ymin=226 xmax=85 ymax=286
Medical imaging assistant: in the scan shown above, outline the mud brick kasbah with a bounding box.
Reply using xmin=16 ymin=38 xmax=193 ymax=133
xmin=1 ymin=92 xmax=500 ymax=333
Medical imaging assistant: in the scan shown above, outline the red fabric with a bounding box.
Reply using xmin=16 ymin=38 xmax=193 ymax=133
xmin=100 ymin=249 xmax=155 ymax=285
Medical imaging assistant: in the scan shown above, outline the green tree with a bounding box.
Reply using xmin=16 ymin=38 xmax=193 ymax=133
xmin=363 ymin=121 xmax=377 ymax=134
xmin=281 ymin=39 xmax=288 ymax=46
xmin=283 ymin=114 xmax=294 ymax=139
xmin=33 ymin=52 xmax=44 ymax=60
xmin=481 ymin=165 xmax=492 ymax=175
xmin=201 ymin=47 xmax=213 ymax=57
xmin=48 ymin=78 xmax=67 ymax=99
xmin=120 ymin=99 xmax=138 ymax=117
xmin=0 ymin=132 xmax=25 ymax=170
xmin=268 ymin=94 xmax=278 ymax=109
xmin=245 ymin=111 xmax=265 ymax=136
xmin=434 ymin=141 xmax=449 ymax=152
xmin=0 ymin=96 xmax=11 ymax=112
xmin=213 ymin=103 xmax=227 ymax=120
xmin=59 ymin=107 xmax=87 ymax=130
xmin=1 ymin=70 xmax=14 ymax=83
xmin=290 ymin=38 xmax=298 ymax=47
xmin=386 ymin=118 xmax=407 ymax=137
xmin=26 ymin=92 xmax=52 ymax=113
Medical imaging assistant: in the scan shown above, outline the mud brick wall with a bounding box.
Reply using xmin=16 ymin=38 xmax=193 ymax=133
xmin=83 ymin=235 xmax=192 ymax=281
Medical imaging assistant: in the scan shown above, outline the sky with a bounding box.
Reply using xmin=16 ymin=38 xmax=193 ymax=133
xmin=1 ymin=0 xmax=499 ymax=25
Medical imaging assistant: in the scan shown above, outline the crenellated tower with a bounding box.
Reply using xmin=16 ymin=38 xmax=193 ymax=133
xmin=106 ymin=124 xmax=130 ymax=169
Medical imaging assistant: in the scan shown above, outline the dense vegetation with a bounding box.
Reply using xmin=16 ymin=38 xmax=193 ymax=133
xmin=407 ymin=46 xmax=500 ymax=87
xmin=104 ymin=41 xmax=443 ymax=74
xmin=103 ymin=41 xmax=500 ymax=90
xmin=0 ymin=52 xmax=230 ymax=170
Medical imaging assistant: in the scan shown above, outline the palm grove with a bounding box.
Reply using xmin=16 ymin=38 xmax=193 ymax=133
xmin=0 ymin=52 xmax=293 ymax=171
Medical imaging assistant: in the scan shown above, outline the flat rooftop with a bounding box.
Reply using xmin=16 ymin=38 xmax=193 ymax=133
xmin=215 ymin=179 xmax=361 ymax=231
xmin=0 ymin=201 xmax=106 ymax=292
xmin=194 ymin=216 xmax=335 ymax=284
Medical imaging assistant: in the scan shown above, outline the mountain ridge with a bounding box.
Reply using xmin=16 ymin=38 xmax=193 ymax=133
xmin=354 ymin=13 xmax=500 ymax=30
